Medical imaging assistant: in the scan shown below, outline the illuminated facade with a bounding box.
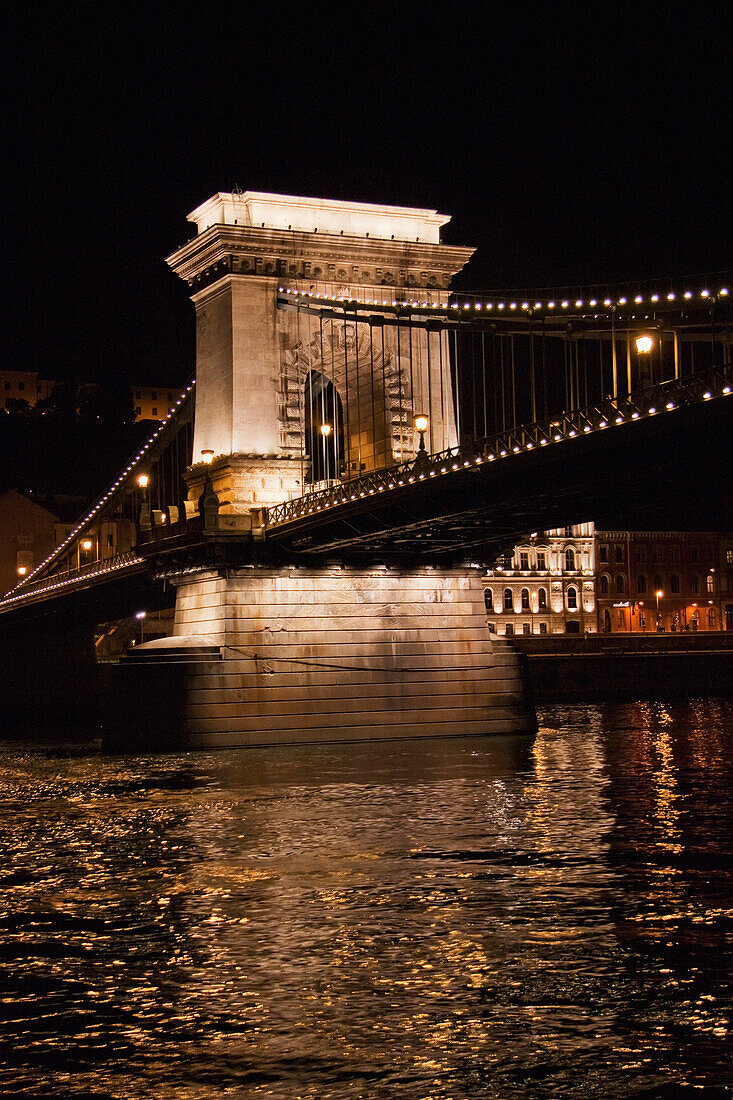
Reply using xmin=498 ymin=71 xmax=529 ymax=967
xmin=132 ymin=386 xmax=179 ymax=421
xmin=595 ymin=530 xmax=721 ymax=632
xmin=483 ymin=524 xmax=597 ymax=635
xmin=1 ymin=370 xmax=55 ymax=409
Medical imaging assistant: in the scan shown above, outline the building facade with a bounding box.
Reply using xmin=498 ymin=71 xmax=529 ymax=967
xmin=720 ymin=534 xmax=733 ymax=632
xmin=595 ymin=530 xmax=721 ymax=633
xmin=132 ymin=386 xmax=179 ymax=421
xmin=483 ymin=524 xmax=597 ymax=636
xmin=1 ymin=370 xmax=55 ymax=409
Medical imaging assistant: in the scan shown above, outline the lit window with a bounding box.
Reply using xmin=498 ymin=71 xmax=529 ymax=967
xmin=708 ymin=608 xmax=716 ymax=628
xmin=567 ymin=586 xmax=578 ymax=610
xmin=707 ymin=575 xmax=714 ymax=593
xmin=565 ymin=548 xmax=575 ymax=571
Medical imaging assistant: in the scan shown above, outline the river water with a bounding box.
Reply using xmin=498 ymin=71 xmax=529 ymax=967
xmin=1 ymin=700 xmax=731 ymax=1099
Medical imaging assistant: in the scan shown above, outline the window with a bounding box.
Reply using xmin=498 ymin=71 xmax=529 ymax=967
xmin=151 ymin=391 xmax=157 ymax=400
xmin=600 ymin=574 xmax=610 ymax=595
xmin=484 ymin=589 xmax=493 ymax=612
xmin=3 ymin=381 xmax=9 ymax=391
xmin=670 ymin=574 xmax=680 ymax=594
xmin=135 ymin=407 xmax=141 ymax=415
xmin=519 ymin=552 xmax=529 ymax=570
xmin=537 ymin=552 xmax=546 ymax=570
xmin=617 ymin=609 xmax=626 ymax=628
xmin=654 ymin=574 xmax=663 ymax=592
xmin=652 ymin=546 xmax=660 ymax=562
xmin=708 ymin=608 xmax=716 ymax=628
xmin=18 ymin=382 xmax=24 ymax=392
xmin=523 ymin=623 xmax=531 ymax=635
xmin=636 ymin=546 xmax=647 ymax=563
xmin=538 ymin=587 xmax=547 ymax=610
xmin=615 ymin=545 xmax=624 ymax=563
xmin=707 ymin=575 xmax=715 ymax=594
xmin=521 ymin=588 xmax=530 ymax=611
xmin=488 ymin=622 xmax=496 ymax=633
xmin=600 ymin=545 xmax=609 ymax=564
xmin=639 ymin=610 xmax=646 ymax=629
xmin=505 ymin=622 xmax=514 ymax=636
xmin=616 ymin=574 xmax=625 ymax=594
xmin=565 ymin=548 xmax=575 ymax=571
xmin=637 ymin=574 xmax=647 ymax=593
xmin=152 ymin=407 xmax=157 ymax=416
xmin=504 ymin=588 xmax=513 ymax=611
xmin=567 ymin=586 xmax=578 ymax=610
xmin=726 ymin=549 xmax=733 ymax=565
xmin=691 ymin=575 xmax=701 ymax=594
xmin=671 ymin=546 xmax=681 ymax=562
xmin=539 ymin=622 xmax=548 ymax=634
xmin=167 ymin=392 xmax=174 ymax=401
xmin=691 ymin=546 xmax=699 ymax=563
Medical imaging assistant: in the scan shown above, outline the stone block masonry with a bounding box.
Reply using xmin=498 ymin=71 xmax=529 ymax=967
xmin=161 ymin=566 xmax=535 ymax=748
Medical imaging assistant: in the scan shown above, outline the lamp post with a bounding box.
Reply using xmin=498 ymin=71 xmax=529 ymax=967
xmin=320 ymin=423 xmax=332 ymax=481
xmin=656 ymin=588 xmax=663 ymax=631
xmin=137 ymin=472 xmax=151 ymax=531
xmin=413 ymin=413 xmax=429 ymax=471
xmin=135 ymin=610 xmax=146 ymax=645
xmin=635 ymin=334 xmax=654 ymax=388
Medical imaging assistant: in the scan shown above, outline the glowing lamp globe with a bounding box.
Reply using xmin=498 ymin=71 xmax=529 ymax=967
xmin=414 ymin=414 xmax=429 ymax=434
xmin=635 ymin=335 xmax=653 ymax=354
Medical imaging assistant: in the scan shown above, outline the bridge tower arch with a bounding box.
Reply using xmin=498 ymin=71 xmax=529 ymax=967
xmin=166 ymin=191 xmax=474 ymax=512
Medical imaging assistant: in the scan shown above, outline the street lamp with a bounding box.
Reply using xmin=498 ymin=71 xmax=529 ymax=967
xmin=201 ymin=449 xmax=214 ymax=464
xmin=635 ymin=335 xmax=654 ymax=354
xmin=413 ymin=414 xmax=430 ymax=471
xmin=656 ymin=588 xmax=663 ymax=630
xmin=137 ymin=473 xmax=151 ymax=530
xmin=135 ymin=610 xmax=146 ymax=644
xmin=320 ymin=423 xmax=332 ymax=437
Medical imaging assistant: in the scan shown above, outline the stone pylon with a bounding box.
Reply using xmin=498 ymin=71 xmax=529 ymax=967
xmin=166 ymin=191 xmax=474 ymax=512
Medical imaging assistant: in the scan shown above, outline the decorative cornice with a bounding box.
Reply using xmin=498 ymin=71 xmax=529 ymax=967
xmin=167 ymin=224 xmax=475 ymax=292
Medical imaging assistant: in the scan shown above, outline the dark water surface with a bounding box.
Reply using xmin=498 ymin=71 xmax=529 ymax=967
xmin=1 ymin=701 xmax=732 ymax=1098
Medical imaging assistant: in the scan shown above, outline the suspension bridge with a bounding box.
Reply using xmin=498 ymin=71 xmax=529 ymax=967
xmin=1 ymin=191 xmax=730 ymax=748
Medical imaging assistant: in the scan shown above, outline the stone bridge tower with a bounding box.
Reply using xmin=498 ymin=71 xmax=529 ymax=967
xmin=166 ymin=191 xmax=474 ymax=512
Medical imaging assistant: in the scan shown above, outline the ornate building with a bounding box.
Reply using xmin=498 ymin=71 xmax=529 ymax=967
xmin=483 ymin=524 xmax=596 ymax=635
xmin=595 ymin=530 xmax=721 ymax=632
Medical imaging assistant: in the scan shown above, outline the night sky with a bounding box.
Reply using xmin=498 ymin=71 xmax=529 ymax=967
xmin=6 ymin=5 xmax=731 ymax=389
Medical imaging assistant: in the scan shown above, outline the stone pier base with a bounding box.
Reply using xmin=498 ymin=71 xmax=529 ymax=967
xmin=116 ymin=566 xmax=535 ymax=750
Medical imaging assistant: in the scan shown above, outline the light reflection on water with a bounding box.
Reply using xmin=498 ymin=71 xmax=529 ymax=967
xmin=1 ymin=700 xmax=732 ymax=1098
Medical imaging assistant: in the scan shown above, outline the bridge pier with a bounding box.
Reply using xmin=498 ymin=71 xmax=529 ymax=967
xmin=112 ymin=565 xmax=535 ymax=749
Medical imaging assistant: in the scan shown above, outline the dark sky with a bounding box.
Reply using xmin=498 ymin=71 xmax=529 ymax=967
xmin=6 ymin=4 xmax=731 ymax=388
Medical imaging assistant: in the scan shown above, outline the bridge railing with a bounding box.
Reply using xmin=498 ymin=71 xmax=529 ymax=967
xmin=0 ymin=550 xmax=147 ymax=611
xmin=264 ymin=363 xmax=731 ymax=529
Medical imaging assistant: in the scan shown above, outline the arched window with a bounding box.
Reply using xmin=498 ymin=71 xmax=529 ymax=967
xmin=565 ymin=547 xmax=575 ymax=571
xmin=670 ymin=574 xmax=680 ymax=594
xmin=603 ymin=609 xmax=612 ymax=633
xmin=615 ymin=574 xmax=625 ymax=594
xmin=538 ymin=587 xmax=547 ymax=610
xmin=504 ymin=588 xmax=513 ymax=611
xmin=484 ymin=588 xmax=493 ymax=612
xmin=521 ymin=588 xmax=530 ymax=611
xmin=653 ymin=574 xmax=663 ymax=592
xmin=637 ymin=574 xmax=647 ymax=593
xmin=567 ymin=586 xmax=578 ymax=610
xmin=707 ymin=574 xmax=715 ymax=593
xmin=708 ymin=607 xmax=716 ymax=628
xmin=600 ymin=574 xmax=610 ymax=595
xmin=304 ymin=370 xmax=345 ymax=483
xmin=692 ymin=575 xmax=700 ymax=594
